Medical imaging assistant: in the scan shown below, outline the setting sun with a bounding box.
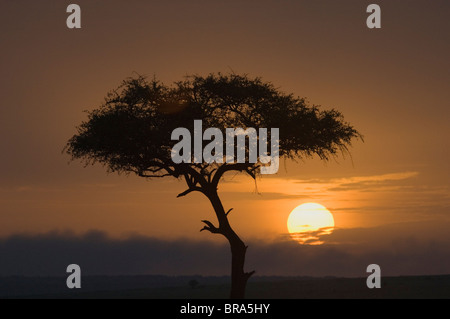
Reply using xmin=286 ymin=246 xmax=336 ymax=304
xmin=287 ymin=203 xmax=335 ymax=245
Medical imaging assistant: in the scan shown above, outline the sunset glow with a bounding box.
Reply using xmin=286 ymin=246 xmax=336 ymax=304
xmin=287 ymin=203 xmax=335 ymax=245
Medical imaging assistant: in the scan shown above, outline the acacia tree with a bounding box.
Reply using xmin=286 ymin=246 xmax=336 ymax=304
xmin=65 ymin=73 xmax=361 ymax=298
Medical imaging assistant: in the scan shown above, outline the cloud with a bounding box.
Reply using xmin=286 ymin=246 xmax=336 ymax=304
xmin=221 ymin=191 xmax=322 ymax=201
xmin=0 ymin=231 xmax=229 ymax=277
xmin=326 ymin=171 xmax=419 ymax=192
xmin=335 ymin=171 xmax=419 ymax=184
xmin=219 ymin=171 xmax=420 ymax=198
xmin=288 ymin=226 xmax=334 ymax=245
xmin=1 ymin=221 xmax=449 ymax=278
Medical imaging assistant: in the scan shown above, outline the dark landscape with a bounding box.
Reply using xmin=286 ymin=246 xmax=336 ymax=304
xmin=1 ymin=274 xmax=449 ymax=299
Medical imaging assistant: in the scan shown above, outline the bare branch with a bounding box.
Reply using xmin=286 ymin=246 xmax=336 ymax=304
xmin=244 ymin=165 xmax=259 ymax=179
xmin=177 ymin=187 xmax=203 ymax=198
xmin=137 ymin=160 xmax=179 ymax=179
xmin=178 ymin=163 xmax=209 ymax=189
xmin=200 ymin=220 xmax=221 ymax=234
xmin=225 ymin=208 xmax=233 ymax=216
xmin=207 ymin=168 xmax=217 ymax=183
xmin=245 ymin=270 xmax=256 ymax=279
xmin=138 ymin=172 xmax=172 ymax=178
xmin=212 ymin=163 xmax=256 ymax=186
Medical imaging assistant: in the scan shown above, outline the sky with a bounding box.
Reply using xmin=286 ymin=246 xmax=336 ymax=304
xmin=0 ymin=0 xmax=449 ymax=277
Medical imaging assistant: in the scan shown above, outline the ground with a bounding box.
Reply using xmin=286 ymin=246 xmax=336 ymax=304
xmin=1 ymin=274 xmax=449 ymax=299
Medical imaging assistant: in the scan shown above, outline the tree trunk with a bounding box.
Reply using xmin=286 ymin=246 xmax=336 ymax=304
xmin=227 ymin=234 xmax=252 ymax=299
xmin=206 ymin=189 xmax=254 ymax=299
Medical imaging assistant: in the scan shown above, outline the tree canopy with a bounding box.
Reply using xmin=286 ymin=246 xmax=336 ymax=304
xmin=65 ymin=73 xmax=362 ymax=189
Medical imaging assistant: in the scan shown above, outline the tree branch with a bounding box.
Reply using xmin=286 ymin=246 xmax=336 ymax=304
xmin=200 ymin=220 xmax=221 ymax=234
xmin=177 ymin=187 xmax=203 ymax=198
xmin=212 ymin=163 xmax=258 ymax=186
xmin=245 ymin=270 xmax=256 ymax=280
xmin=178 ymin=163 xmax=209 ymax=189
xmin=138 ymin=172 xmax=172 ymax=178
xmin=138 ymin=160 xmax=179 ymax=178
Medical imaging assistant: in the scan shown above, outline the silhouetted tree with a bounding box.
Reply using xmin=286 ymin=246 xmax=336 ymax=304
xmin=65 ymin=73 xmax=362 ymax=298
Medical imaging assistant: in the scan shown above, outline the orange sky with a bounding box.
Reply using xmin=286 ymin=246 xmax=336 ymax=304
xmin=0 ymin=0 xmax=449 ymax=262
